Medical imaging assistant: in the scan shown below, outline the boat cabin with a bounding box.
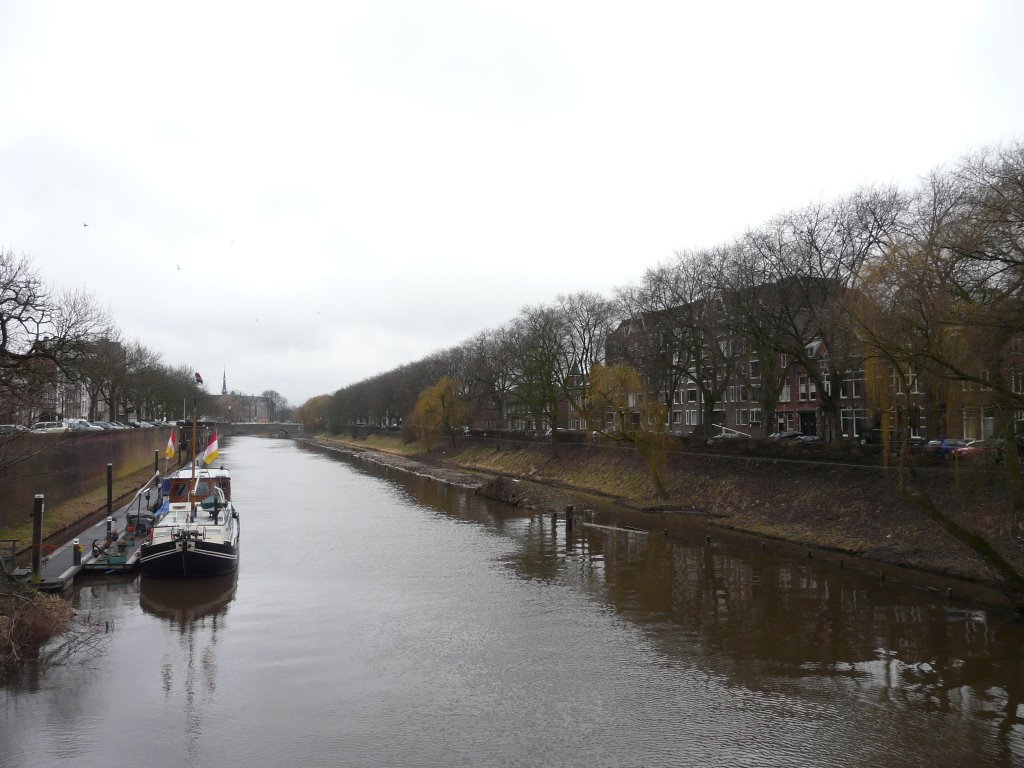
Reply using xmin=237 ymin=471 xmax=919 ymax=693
xmin=160 ymin=466 xmax=232 ymax=516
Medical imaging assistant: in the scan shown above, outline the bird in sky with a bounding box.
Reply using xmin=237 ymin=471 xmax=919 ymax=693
xmin=82 ymin=222 xmax=89 ymax=227
xmin=176 ymin=264 xmax=183 ymax=271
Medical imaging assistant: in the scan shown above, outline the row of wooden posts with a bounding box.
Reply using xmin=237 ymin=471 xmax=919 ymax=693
xmin=29 ymin=450 xmax=165 ymax=585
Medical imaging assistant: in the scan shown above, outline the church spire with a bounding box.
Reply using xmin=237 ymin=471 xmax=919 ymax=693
xmin=222 ymin=368 xmax=228 ymax=395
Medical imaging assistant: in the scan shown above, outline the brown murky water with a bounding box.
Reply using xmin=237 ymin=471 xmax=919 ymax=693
xmin=2 ymin=437 xmax=1022 ymax=767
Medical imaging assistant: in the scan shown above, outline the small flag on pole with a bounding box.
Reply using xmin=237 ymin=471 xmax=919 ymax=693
xmin=202 ymin=430 xmax=220 ymax=465
xmin=165 ymin=430 xmax=177 ymax=459
xmin=195 ymin=371 xmax=204 ymax=384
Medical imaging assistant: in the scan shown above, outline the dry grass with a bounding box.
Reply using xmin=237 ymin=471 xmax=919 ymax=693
xmin=0 ymin=465 xmax=157 ymax=558
xmin=0 ymin=586 xmax=73 ymax=675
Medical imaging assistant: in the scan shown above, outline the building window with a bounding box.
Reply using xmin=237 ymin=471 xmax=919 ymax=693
xmin=750 ymin=408 xmax=761 ymax=425
xmin=749 ymin=359 xmax=760 ymax=379
xmin=779 ymin=380 xmax=791 ymax=403
xmin=686 ymin=410 xmax=698 ymax=426
xmin=841 ymin=408 xmax=868 ymax=437
xmin=737 ymin=409 xmax=749 ymax=426
xmin=841 ymin=369 xmax=864 ymax=399
xmin=798 ymin=374 xmax=817 ymax=401
xmin=672 ymin=410 xmax=682 ymax=424
xmin=687 ymin=390 xmax=697 ymax=403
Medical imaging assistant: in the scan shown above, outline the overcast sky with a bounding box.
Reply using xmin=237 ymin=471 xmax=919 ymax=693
xmin=1 ymin=1 xmax=1022 ymax=407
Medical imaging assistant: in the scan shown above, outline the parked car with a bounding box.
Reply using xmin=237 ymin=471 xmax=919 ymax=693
xmin=951 ymin=437 xmax=1024 ymax=462
xmin=951 ymin=438 xmax=1004 ymax=462
xmin=0 ymin=424 xmax=27 ymax=434
xmin=768 ymin=430 xmax=802 ymax=440
xmin=707 ymin=432 xmax=749 ymax=445
xmin=68 ymin=418 xmax=103 ymax=431
xmin=860 ymin=429 xmax=926 ymax=446
xmin=923 ymin=438 xmax=969 ymax=458
xmin=796 ymin=434 xmax=821 ymax=443
xmin=30 ymin=420 xmax=71 ymax=433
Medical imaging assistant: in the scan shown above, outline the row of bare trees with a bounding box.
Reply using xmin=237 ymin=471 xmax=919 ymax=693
xmin=300 ymin=142 xmax=1024 ymax=451
xmin=0 ymin=249 xmax=206 ymax=425
xmin=296 ymin=140 xmax=1024 ymax=610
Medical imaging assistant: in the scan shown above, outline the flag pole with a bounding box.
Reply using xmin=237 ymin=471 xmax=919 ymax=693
xmin=190 ymin=397 xmax=197 ymax=521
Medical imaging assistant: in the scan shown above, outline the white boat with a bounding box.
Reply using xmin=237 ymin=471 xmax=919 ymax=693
xmin=139 ymin=464 xmax=239 ymax=578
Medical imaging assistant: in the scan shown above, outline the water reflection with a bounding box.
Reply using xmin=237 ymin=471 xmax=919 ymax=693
xmin=138 ymin=574 xmax=236 ymax=766
xmin=329 ymin=444 xmax=1024 ymax=764
xmin=139 ymin=573 xmax=237 ymax=627
xmin=584 ymin=522 xmax=1024 ymax=761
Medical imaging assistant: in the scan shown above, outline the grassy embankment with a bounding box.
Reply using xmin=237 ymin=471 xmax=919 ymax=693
xmin=0 ymin=464 xmax=158 ymax=558
xmin=316 ymin=432 xmax=1023 ymax=595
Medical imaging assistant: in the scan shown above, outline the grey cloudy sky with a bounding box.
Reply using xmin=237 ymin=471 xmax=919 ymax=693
xmin=1 ymin=1 xmax=1022 ymax=406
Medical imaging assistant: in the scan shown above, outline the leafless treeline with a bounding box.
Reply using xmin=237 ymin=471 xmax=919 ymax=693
xmin=0 ymin=249 xmax=204 ymax=424
xmin=298 ymin=141 xmax=1024 ymax=440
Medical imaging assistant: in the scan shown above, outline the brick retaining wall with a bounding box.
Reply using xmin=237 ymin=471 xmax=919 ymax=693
xmin=0 ymin=429 xmax=166 ymax=528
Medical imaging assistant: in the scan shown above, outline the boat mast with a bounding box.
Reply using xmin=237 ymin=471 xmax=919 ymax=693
xmin=190 ymin=396 xmax=197 ymax=520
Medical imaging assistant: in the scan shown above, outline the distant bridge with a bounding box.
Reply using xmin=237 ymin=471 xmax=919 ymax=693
xmin=219 ymin=422 xmax=303 ymax=439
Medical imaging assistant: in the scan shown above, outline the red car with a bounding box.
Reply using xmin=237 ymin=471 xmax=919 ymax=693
xmin=951 ymin=438 xmax=1005 ymax=462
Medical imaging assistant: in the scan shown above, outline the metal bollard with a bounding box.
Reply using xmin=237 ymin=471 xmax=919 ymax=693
xmin=73 ymin=539 xmax=82 ymax=565
xmin=106 ymin=516 xmax=113 ymax=542
xmin=565 ymin=505 xmax=574 ymax=531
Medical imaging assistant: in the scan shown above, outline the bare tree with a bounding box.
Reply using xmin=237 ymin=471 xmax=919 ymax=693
xmin=744 ymin=189 xmax=903 ymax=440
xmin=260 ymin=390 xmax=290 ymax=422
xmin=612 ymin=284 xmax=691 ymax=420
xmin=464 ymin=328 xmax=517 ymax=430
xmin=0 ymin=250 xmax=108 ymax=417
xmin=507 ymin=304 xmax=568 ymax=452
xmin=555 ymin=291 xmax=617 ymax=430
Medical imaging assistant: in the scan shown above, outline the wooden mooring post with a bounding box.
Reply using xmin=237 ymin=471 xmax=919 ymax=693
xmin=30 ymin=494 xmax=44 ymax=585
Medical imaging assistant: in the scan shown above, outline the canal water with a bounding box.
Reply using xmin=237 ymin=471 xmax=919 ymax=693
xmin=2 ymin=436 xmax=1023 ymax=767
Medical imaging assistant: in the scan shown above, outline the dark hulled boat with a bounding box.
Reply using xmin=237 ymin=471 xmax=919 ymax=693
xmin=139 ymin=464 xmax=239 ymax=578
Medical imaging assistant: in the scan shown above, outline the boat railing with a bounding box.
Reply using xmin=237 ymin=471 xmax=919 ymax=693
xmin=0 ymin=539 xmax=17 ymax=575
xmin=169 ymin=526 xmax=210 ymax=542
xmin=125 ymin=471 xmax=163 ymax=530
